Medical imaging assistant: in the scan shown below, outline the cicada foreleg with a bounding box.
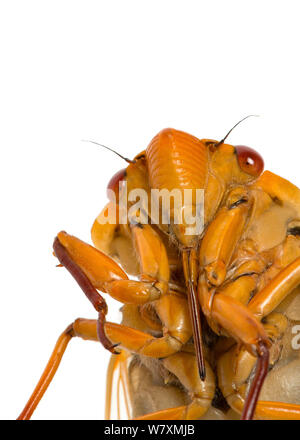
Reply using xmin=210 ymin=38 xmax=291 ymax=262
xmin=105 ymin=292 xmax=192 ymax=358
xmin=56 ymin=229 xmax=194 ymax=358
xmin=198 ymin=189 xmax=271 ymax=419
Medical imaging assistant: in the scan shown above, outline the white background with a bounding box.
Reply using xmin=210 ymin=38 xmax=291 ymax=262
xmin=1 ymin=1 xmax=300 ymax=420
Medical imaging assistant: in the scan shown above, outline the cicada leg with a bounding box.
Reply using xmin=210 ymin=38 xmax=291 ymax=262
xmin=52 ymin=230 xmax=169 ymax=352
xmin=18 ymin=318 xmax=101 ymax=420
xmin=18 ymin=227 xmax=191 ymax=420
xmin=130 ymin=223 xmax=170 ymax=295
xmin=93 ymin=206 xmax=171 ymax=297
xmin=105 ymin=351 xmax=131 ymax=420
xmin=134 ymin=353 xmax=215 ymax=420
xmin=218 ymin=344 xmax=300 ymax=420
xmin=198 ymin=191 xmax=272 ymax=419
xmin=201 ymin=257 xmax=300 ymax=420
xmin=199 ymin=274 xmax=270 ymax=419
xmin=56 ymin=226 xmax=170 ymax=307
xmin=232 ymin=398 xmax=300 ymax=420
xmin=18 ymin=317 xmax=135 ymax=421
xmin=54 ymin=231 xmax=192 ymax=358
xmin=104 ymin=293 xmax=192 ymax=358
xmin=248 ymin=256 xmax=300 ymax=320
xmin=254 ymin=401 xmax=300 ymax=420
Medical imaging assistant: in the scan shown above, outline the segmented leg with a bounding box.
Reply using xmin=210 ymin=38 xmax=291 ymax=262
xmin=218 ymin=344 xmax=300 ymax=420
xmin=248 ymin=256 xmax=300 ymax=319
xmin=232 ymin=397 xmax=300 ymax=420
xmin=255 ymin=402 xmax=300 ymax=420
xmin=18 ymin=318 xmax=99 ymax=420
xmin=55 ymin=229 xmax=171 ymax=307
xmin=105 ymin=351 xmax=131 ymax=420
xmin=104 ymin=293 xmax=192 ymax=358
xmin=53 ymin=233 xmax=125 ymax=353
xmin=198 ymin=273 xmax=270 ymax=420
xmin=18 ymin=226 xmax=191 ymax=420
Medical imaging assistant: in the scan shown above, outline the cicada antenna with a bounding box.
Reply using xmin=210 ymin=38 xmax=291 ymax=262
xmin=215 ymin=115 xmax=259 ymax=147
xmin=82 ymin=139 xmax=136 ymax=164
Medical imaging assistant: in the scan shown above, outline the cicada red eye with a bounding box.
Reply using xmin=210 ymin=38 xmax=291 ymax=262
xmin=235 ymin=145 xmax=264 ymax=177
xmin=107 ymin=168 xmax=126 ymax=201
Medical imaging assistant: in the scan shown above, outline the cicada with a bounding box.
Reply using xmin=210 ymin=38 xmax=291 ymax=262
xmin=18 ymin=123 xmax=300 ymax=420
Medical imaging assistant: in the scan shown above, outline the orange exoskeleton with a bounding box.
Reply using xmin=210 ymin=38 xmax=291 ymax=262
xmin=18 ymin=122 xmax=300 ymax=420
